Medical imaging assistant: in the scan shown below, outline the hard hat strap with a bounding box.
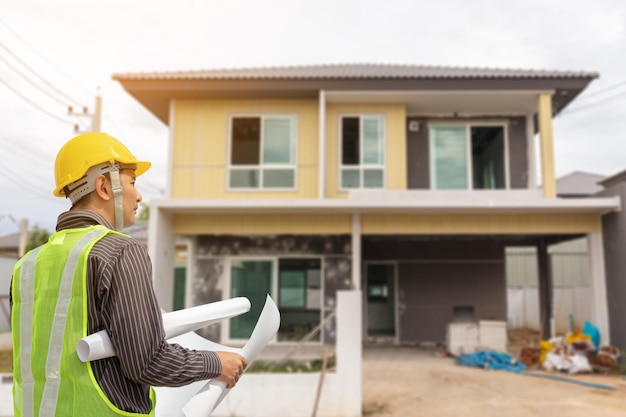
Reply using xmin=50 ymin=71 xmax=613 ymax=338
xmin=66 ymin=162 xmax=114 ymax=204
xmin=109 ymin=166 xmax=124 ymax=231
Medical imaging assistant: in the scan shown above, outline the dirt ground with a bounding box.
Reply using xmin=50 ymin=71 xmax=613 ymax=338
xmin=362 ymin=346 xmax=626 ymax=417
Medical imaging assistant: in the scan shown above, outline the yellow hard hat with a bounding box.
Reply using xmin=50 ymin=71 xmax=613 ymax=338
xmin=53 ymin=132 xmax=151 ymax=198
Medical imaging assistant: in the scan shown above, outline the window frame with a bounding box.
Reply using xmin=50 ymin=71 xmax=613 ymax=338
xmin=223 ymin=255 xmax=323 ymax=344
xmin=338 ymin=114 xmax=386 ymax=191
xmin=428 ymin=121 xmax=510 ymax=190
xmin=227 ymin=114 xmax=298 ymax=191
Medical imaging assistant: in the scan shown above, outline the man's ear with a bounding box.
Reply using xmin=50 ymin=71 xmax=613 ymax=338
xmin=93 ymin=175 xmax=111 ymax=201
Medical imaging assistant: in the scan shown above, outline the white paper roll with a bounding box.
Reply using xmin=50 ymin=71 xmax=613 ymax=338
xmin=175 ymin=295 xmax=280 ymax=417
xmin=76 ymin=297 xmax=251 ymax=362
xmin=76 ymin=295 xmax=280 ymax=417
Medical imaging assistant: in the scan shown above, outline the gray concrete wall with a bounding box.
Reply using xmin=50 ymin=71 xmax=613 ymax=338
xmin=193 ymin=235 xmax=352 ymax=344
xmin=598 ymin=179 xmax=626 ymax=348
xmin=363 ymin=238 xmax=506 ymax=343
xmin=398 ymin=261 xmax=506 ymax=343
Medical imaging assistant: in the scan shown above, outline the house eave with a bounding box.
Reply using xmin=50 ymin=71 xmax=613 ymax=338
xmin=114 ymin=66 xmax=596 ymax=125
xmin=150 ymin=195 xmax=620 ymax=216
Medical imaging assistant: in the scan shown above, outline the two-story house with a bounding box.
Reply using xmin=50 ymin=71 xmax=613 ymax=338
xmin=113 ymin=64 xmax=620 ymax=350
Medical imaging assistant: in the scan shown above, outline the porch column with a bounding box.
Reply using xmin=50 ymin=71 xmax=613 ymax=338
xmin=184 ymin=236 xmax=198 ymax=308
xmin=587 ymin=232 xmax=610 ymax=345
xmin=318 ymin=90 xmax=326 ymax=199
xmin=537 ymin=93 xmax=556 ymax=198
xmin=352 ymin=213 xmax=361 ymax=290
xmin=148 ymin=205 xmax=175 ymax=311
xmin=525 ymin=113 xmax=537 ymax=188
xmin=537 ymin=239 xmax=553 ymax=339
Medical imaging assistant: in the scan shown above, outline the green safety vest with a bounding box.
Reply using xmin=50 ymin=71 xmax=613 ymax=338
xmin=11 ymin=225 xmax=156 ymax=417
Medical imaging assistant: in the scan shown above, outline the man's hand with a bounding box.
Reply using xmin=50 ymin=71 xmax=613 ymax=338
xmin=215 ymin=352 xmax=248 ymax=388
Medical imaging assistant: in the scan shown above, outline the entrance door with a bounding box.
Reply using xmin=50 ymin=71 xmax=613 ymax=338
xmin=366 ymin=263 xmax=396 ymax=338
xmin=229 ymin=260 xmax=273 ymax=339
xmin=173 ymin=265 xmax=186 ymax=311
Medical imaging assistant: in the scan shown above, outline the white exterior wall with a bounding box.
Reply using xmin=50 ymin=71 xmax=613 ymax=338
xmin=0 ymin=257 xmax=16 ymax=332
xmin=507 ymin=237 xmax=593 ymax=335
xmin=507 ymin=286 xmax=591 ymax=334
xmin=506 ymin=235 xmax=609 ymax=342
xmin=213 ymin=290 xmax=362 ymax=417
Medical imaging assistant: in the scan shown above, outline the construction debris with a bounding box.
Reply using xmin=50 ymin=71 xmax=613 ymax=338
xmin=517 ymin=321 xmax=621 ymax=375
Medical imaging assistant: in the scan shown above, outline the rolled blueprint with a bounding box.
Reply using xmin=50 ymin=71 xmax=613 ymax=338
xmin=155 ymin=295 xmax=281 ymax=417
xmin=76 ymin=297 xmax=251 ymax=362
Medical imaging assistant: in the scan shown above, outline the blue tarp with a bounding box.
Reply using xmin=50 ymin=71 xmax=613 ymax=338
xmin=455 ymin=351 xmax=527 ymax=372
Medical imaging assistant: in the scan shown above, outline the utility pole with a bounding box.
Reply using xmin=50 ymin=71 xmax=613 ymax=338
xmin=18 ymin=218 xmax=28 ymax=257
xmin=92 ymin=94 xmax=102 ymax=132
xmin=0 ymin=214 xmax=28 ymax=257
xmin=68 ymin=90 xmax=102 ymax=133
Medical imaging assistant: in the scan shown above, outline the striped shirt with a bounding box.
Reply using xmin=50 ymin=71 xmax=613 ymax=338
xmin=25 ymin=210 xmax=221 ymax=413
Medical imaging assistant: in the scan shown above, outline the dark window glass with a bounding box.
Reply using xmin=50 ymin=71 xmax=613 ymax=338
xmin=342 ymin=117 xmax=360 ymax=165
xmin=471 ymin=126 xmax=505 ymax=189
xmin=231 ymin=117 xmax=260 ymax=164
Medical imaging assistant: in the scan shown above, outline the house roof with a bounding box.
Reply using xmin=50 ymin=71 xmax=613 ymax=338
xmin=113 ymin=63 xmax=599 ymax=124
xmin=599 ymin=168 xmax=626 ymax=189
xmin=556 ymin=171 xmax=606 ymax=197
xmin=0 ymin=232 xmax=20 ymax=250
xmin=113 ymin=63 xmax=598 ymax=81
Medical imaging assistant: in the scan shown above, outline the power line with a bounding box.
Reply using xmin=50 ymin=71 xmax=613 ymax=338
xmin=3 ymin=132 xmax=164 ymax=199
xmin=0 ymin=17 xmax=93 ymax=99
xmin=0 ymin=40 xmax=83 ymax=108
xmin=576 ymin=79 xmax=626 ymax=101
xmin=0 ymin=76 xmax=74 ymax=125
xmin=0 ymin=135 xmax=52 ymax=165
xmin=559 ymin=90 xmax=626 ymax=116
xmin=0 ymin=159 xmax=57 ymax=202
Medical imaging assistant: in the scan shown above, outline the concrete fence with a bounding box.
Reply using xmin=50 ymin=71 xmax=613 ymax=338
xmin=214 ymin=290 xmax=363 ymax=417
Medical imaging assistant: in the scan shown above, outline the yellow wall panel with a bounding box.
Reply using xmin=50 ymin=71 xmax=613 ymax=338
xmin=325 ymin=103 xmax=407 ymax=199
xmin=362 ymin=213 xmax=602 ymax=234
xmin=172 ymin=213 xmax=353 ymax=235
xmin=171 ymin=99 xmax=319 ymax=199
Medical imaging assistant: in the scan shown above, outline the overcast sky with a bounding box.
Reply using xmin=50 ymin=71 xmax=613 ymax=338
xmin=0 ymin=0 xmax=625 ymax=234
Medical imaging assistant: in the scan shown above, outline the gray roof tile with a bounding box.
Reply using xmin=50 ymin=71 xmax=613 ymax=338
xmin=113 ymin=63 xmax=599 ymax=81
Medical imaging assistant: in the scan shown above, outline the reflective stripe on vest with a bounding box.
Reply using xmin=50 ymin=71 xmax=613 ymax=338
xmin=16 ymin=246 xmax=42 ymax=417
xmin=12 ymin=226 xmax=155 ymax=417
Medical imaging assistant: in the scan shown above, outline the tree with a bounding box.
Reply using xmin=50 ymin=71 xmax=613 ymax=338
xmin=26 ymin=225 xmax=50 ymax=252
xmin=136 ymin=202 xmax=150 ymax=221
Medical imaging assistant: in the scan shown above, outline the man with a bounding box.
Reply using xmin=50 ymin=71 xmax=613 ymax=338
xmin=11 ymin=132 xmax=247 ymax=416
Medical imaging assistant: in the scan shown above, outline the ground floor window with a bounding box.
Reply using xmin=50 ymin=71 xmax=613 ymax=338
xmin=229 ymin=257 xmax=322 ymax=342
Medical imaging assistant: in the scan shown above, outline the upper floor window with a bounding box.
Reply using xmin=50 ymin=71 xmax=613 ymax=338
xmin=340 ymin=115 xmax=385 ymax=189
xmin=229 ymin=115 xmax=296 ymax=189
xmin=430 ymin=124 xmax=507 ymax=190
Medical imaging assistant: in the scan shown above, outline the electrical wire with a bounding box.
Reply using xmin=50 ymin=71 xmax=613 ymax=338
xmin=1 ymin=133 xmax=164 ymax=199
xmin=0 ymin=161 xmax=58 ymax=202
xmin=575 ymin=79 xmax=626 ymax=101
xmin=559 ymin=90 xmax=626 ymax=116
xmin=0 ymin=76 xmax=74 ymax=125
xmin=1 ymin=139 xmax=55 ymax=194
xmin=0 ymin=135 xmax=52 ymax=165
xmin=0 ymin=17 xmax=93 ymax=99
xmin=0 ymin=41 xmax=83 ymax=108
xmin=558 ymin=77 xmax=626 ymax=117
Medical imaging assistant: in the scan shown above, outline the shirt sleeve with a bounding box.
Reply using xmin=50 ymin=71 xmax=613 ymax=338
xmin=103 ymin=242 xmax=222 ymax=386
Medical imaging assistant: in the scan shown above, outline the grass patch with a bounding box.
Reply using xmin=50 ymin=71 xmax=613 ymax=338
xmin=0 ymin=350 xmax=12 ymax=373
xmin=247 ymin=356 xmax=336 ymax=373
xmin=363 ymin=401 xmax=388 ymax=415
